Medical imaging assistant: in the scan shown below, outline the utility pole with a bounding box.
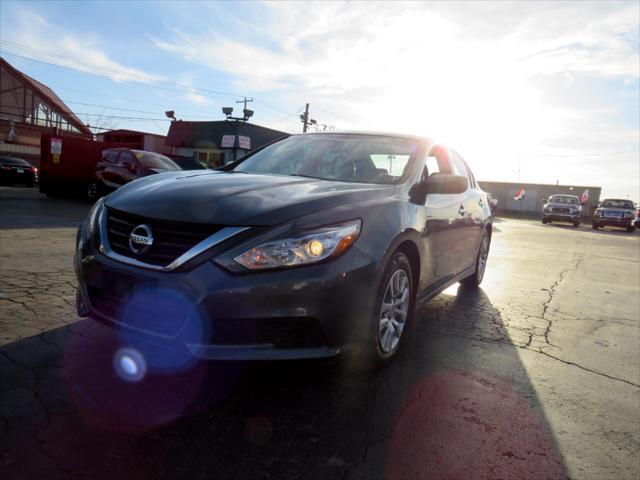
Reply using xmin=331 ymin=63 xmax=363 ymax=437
xmin=299 ymin=103 xmax=317 ymax=133
xmin=235 ymin=97 xmax=254 ymax=111
xmin=300 ymin=103 xmax=310 ymax=133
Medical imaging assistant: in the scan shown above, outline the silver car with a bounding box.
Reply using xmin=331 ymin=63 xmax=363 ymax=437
xmin=542 ymin=194 xmax=582 ymax=227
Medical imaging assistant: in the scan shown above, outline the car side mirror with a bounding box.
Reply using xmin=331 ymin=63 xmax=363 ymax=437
xmin=424 ymin=174 xmax=468 ymax=195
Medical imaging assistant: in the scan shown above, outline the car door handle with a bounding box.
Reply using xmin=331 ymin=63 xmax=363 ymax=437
xmin=458 ymin=206 xmax=466 ymax=216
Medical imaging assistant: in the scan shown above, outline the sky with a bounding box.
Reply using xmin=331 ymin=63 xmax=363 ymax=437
xmin=1 ymin=0 xmax=638 ymax=199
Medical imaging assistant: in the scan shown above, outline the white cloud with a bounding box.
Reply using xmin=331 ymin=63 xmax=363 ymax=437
xmin=3 ymin=9 xmax=163 ymax=85
xmin=153 ymin=1 xmax=639 ymax=197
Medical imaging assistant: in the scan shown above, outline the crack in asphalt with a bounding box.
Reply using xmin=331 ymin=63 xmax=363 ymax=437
xmin=540 ymin=251 xmax=582 ymax=351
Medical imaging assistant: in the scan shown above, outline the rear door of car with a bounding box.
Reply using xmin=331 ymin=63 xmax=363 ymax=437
xmin=99 ymin=150 xmax=121 ymax=188
xmin=450 ymin=150 xmax=484 ymax=271
xmin=116 ymin=151 xmax=139 ymax=185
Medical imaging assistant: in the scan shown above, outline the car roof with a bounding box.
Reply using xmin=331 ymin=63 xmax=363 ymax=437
xmin=0 ymin=156 xmax=31 ymax=163
xmin=601 ymin=198 xmax=632 ymax=202
xmin=296 ymin=130 xmax=432 ymax=143
xmin=550 ymin=194 xmax=579 ymax=198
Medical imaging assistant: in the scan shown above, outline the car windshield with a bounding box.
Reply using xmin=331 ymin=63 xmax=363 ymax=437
xmin=601 ymin=199 xmax=634 ymax=209
xmin=233 ymin=134 xmax=419 ymax=184
xmin=549 ymin=196 xmax=579 ymax=205
xmin=133 ymin=151 xmax=180 ymax=170
xmin=0 ymin=157 xmax=30 ymax=166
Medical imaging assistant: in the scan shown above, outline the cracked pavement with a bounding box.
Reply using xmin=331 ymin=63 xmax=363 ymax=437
xmin=1 ymin=186 xmax=639 ymax=479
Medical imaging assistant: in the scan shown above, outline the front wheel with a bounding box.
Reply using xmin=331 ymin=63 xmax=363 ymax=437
xmin=592 ymin=224 xmax=599 ymax=230
xmin=573 ymin=221 xmax=580 ymax=227
xmin=358 ymin=251 xmax=415 ymax=369
xmin=626 ymin=226 xmax=634 ymax=233
xmin=461 ymin=231 xmax=490 ymax=288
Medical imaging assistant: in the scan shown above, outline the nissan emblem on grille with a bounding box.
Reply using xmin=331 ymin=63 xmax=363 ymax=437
xmin=129 ymin=224 xmax=154 ymax=254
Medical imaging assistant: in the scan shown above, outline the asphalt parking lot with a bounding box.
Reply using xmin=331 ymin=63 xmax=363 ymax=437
xmin=1 ymin=186 xmax=639 ymax=480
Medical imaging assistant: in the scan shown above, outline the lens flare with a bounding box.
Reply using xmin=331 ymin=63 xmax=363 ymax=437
xmin=113 ymin=347 xmax=146 ymax=382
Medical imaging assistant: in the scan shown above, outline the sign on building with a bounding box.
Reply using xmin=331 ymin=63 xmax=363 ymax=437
xmin=221 ymin=135 xmax=235 ymax=148
xmin=51 ymin=137 xmax=62 ymax=163
xmin=238 ymin=136 xmax=251 ymax=150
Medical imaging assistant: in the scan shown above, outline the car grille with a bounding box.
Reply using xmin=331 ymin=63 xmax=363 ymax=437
xmin=212 ymin=318 xmax=325 ymax=348
xmin=551 ymin=207 xmax=570 ymax=213
xmin=603 ymin=210 xmax=622 ymax=218
xmin=106 ymin=208 xmax=222 ymax=266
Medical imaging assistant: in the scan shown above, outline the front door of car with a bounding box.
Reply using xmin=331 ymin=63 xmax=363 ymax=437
xmin=421 ymin=146 xmax=468 ymax=289
xmin=115 ymin=151 xmax=138 ymax=185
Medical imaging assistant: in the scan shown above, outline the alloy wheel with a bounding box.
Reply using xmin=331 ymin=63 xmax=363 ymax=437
xmin=378 ymin=269 xmax=410 ymax=354
xmin=477 ymin=235 xmax=489 ymax=283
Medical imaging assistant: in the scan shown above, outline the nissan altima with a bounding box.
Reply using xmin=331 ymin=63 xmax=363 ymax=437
xmin=74 ymin=132 xmax=492 ymax=369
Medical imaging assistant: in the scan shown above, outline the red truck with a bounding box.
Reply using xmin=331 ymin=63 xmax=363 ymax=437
xmin=39 ymin=133 xmax=115 ymax=199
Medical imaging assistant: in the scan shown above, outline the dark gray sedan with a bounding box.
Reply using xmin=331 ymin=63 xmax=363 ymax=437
xmin=74 ymin=132 xmax=492 ymax=374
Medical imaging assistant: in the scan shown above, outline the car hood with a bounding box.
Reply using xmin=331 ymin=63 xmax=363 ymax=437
xmin=105 ymin=170 xmax=393 ymax=226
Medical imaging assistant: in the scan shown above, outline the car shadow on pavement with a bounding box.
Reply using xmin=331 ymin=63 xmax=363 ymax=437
xmin=0 ymin=287 xmax=569 ymax=480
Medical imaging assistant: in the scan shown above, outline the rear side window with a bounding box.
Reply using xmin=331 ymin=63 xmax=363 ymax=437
xmin=450 ymin=151 xmax=470 ymax=189
xmin=425 ymin=145 xmax=453 ymax=176
xmin=0 ymin=157 xmax=29 ymax=166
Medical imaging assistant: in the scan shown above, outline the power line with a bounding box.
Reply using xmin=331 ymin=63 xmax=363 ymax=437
xmin=311 ymin=105 xmax=369 ymax=128
xmin=1 ymin=40 xmax=242 ymax=99
xmin=1 ymin=41 xmax=314 ymax=126
xmin=1 ymin=41 xmax=296 ymax=119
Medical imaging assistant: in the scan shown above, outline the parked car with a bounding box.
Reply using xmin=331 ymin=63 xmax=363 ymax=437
xmin=75 ymin=132 xmax=492 ymax=371
xmin=88 ymin=148 xmax=181 ymax=200
xmin=634 ymin=205 xmax=640 ymax=229
xmin=592 ymin=199 xmax=636 ymax=232
xmin=0 ymin=155 xmax=38 ymax=187
xmin=541 ymin=194 xmax=581 ymax=227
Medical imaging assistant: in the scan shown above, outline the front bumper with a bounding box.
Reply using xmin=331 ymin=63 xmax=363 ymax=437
xmin=592 ymin=217 xmax=634 ymax=228
xmin=75 ymin=224 xmax=378 ymax=361
xmin=542 ymin=212 xmax=580 ymax=223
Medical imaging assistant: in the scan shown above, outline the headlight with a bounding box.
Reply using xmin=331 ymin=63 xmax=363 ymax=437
xmin=231 ymin=220 xmax=361 ymax=271
xmin=86 ymin=197 xmax=105 ymax=238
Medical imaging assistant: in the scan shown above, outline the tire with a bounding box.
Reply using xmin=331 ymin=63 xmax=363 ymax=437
xmin=592 ymin=224 xmax=599 ymax=230
xmin=542 ymin=218 xmax=548 ymax=224
xmin=87 ymin=181 xmax=102 ymax=201
xmin=25 ymin=181 xmax=34 ymax=188
xmin=626 ymin=226 xmax=634 ymax=233
xmin=358 ymin=251 xmax=415 ymax=369
xmin=461 ymin=230 xmax=490 ymax=289
xmin=573 ymin=221 xmax=580 ymax=228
